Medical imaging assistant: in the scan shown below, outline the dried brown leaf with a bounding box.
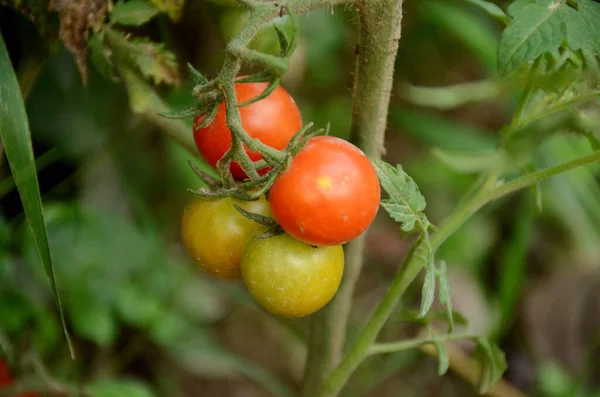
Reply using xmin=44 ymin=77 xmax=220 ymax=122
xmin=48 ymin=0 xmax=108 ymax=84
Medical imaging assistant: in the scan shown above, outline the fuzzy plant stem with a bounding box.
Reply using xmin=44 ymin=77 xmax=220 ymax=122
xmin=301 ymin=1 xmax=404 ymax=396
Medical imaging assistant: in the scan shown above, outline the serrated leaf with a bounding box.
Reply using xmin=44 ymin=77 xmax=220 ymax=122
xmin=370 ymin=158 xmax=429 ymax=233
xmin=569 ymin=0 xmax=600 ymax=53
xmin=49 ymin=0 xmax=109 ymax=84
xmin=433 ymin=341 xmax=450 ymax=376
xmin=418 ymin=258 xmax=436 ymax=318
xmin=105 ymin=28 xmax=179 ymax=85
xmin=475 ymin=337 xmax=508 ymax=394
xmin=498 ymin=0 xmax=572 ymax=76
xmin=436 ymin=260 xmax=454 ymax=331
xmin=111 ymin=0 xmax=160 ymax=26
xmin=0 ymin=33 xmax=74 ymax=357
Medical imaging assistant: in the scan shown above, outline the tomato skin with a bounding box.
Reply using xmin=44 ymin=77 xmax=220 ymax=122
xmin=269 ymin=136 xmax=381 ymax=246
xmin=193 ymin=82 xmax=302 ymax=180
xmin=241 ymin=232 xmax=344 ymax=318
xmin=181 ymin=196 xmax=271 ymax=279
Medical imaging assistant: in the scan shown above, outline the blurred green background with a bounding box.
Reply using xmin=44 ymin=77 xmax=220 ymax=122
xmin=2 ymin=0 xmax=600 ymax=396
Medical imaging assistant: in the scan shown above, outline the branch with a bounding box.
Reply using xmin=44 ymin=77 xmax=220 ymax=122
xmin=368 ymin=332 xmax=476 ymax=356
xmin=420 ymin=342 xmax=526 ymax=397
xmin=321 ymin=150 xmax=600 ymax=396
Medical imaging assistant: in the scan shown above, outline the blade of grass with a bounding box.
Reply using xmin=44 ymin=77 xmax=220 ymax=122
xmin=0 ymin=33 xmax=74 ymax=358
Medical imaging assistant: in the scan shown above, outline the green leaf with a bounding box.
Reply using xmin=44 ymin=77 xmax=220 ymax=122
xmin=422 ymin=0 xmax=498 ymax=72
xmin=69 ymin=299 xmax=117 ymax=346
xmin=436 ymin=260 xmax=454 ymax=331
xmin=105 ymin=28 xmax=179 ymax=85
xmin=89 ymin=33 xmax=116 ymax=81
xmin=88 ymin=379 xmax=156 ymax=397
xmin=465 ymin=0 xmax=510 ymax=24
xmin=419 ymin=259 xmax=436 ymax=318
xmin=370 ymin=158 xmax=430 ymax=233
xmin=149 ymin=0 xmax=184 ymax=21
xmin=116 ymin=286 xmax=162 ymax=327
xmin=432 ymin=148 xmax=517 ymax=173
xmin=433 ymin=341 xmax=450 ymax=376
xmin=498 ymin=0 xmax=572 ymax=75
xmin=569 ymin=0 xmax=600 ymax=53
xmin=0 ymin=32 xmax=74 ymax=357
xmin=391 ymin=109 xmax=496 ymax=152
xmin=111 ymin=0 xmax=160 ymax=26
xmin=496 ymin=200 xmax=534 ymax=337
xmin=475 ymin=337 xmax=508 ymax=394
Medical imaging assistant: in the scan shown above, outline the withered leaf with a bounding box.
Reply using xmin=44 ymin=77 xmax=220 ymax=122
xmin=48 ymin=0 xmax=108 ymax=84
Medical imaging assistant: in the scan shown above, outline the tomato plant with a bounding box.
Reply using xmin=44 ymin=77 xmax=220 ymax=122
xmin=193 ymin=82 xmax=303 ymax=180
xmin=181 ymin=195 xmax=271 ymax=279
xmin=268 ymin=135 xmax=381 ymax=246
xmin=241 ymin=232 xmax=344 ymax=318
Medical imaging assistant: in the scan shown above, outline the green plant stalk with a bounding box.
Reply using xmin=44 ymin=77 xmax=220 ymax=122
xmin=302 ymin=1 xmax=404 ymax=395
xmin=368 ymin=332 xmax=476 ymax=355
xmin=320 ymin=150 xmax=600 ymax=396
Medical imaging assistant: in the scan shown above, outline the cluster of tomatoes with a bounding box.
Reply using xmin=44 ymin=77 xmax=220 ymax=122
xmin=181 ymin=82 xmax=381 ymax=318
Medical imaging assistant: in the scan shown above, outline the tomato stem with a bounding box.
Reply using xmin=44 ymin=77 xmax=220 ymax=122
xmin=301 ymin=2 xmax=405 ymax=395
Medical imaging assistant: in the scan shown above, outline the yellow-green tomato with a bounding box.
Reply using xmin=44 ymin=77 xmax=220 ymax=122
xmin=241 ymin=232 xmax=344 ymax=318
xmin=181 ymin=196 xmax=271 ymax=280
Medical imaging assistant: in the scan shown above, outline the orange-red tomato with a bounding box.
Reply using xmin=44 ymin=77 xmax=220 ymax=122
xmin=269 ymin=136 xmax=380 ymax=246
xmin=193 ymin=82 xmax=302 ymax=180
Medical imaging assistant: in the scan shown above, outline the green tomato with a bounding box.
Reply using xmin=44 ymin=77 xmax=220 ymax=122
xmin=241 ymin=232 xmax=344 ymax=318
xmin=181 ymin=196 xmax=271 ymax=280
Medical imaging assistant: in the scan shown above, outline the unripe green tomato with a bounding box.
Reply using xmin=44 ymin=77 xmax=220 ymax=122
xmin=241 ymin=232 xmax=344 ymax=318
xmin=181 ymin=196 xmax=271 ymax=280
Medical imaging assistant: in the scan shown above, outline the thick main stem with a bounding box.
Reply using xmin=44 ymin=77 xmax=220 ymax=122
xmin=302 ymin=2 xmax=404 ymax=396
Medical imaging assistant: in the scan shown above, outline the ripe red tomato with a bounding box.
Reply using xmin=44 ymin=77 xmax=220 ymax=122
xmin=269 ymin=136 xmax=380 ymax=246
xmin=241 ymin=232 xmax=344 ymax=318
xmin=193 ymin=82 xmax=302 ymax=180
xmin=0 ymin=360 xmax=38 ymax=397
xmin=181 ymin=196 xmax=271 ymax=280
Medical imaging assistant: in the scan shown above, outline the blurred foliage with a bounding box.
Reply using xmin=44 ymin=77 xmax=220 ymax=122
xmin=1 ymin=0 xmax=600 ymax=396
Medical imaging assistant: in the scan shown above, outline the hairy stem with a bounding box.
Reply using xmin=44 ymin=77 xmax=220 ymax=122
xmin=302 ymin=2 xmax=404 ymax=395
xmin=321 ymin=150 xmax=600 ymax=396
xmin=369 ymin=332 xmax=476 ymax=355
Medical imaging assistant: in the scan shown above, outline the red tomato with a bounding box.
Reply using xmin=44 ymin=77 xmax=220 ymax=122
xmin=193 ymin=82 xmax=302 ymax=180
xmin=269 ymin=136 xmax=381 ymax=246
xmin=0 ymin=360 xmax=38 ymax=397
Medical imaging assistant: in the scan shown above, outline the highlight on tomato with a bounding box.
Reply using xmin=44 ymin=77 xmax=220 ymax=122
xmin=268 ymin=135 xmax=381 ymax=246
xmin=193 ymin=82 xmax=303 ymax=180
xmin=241 ymin=232 xmax=344 ymax=318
